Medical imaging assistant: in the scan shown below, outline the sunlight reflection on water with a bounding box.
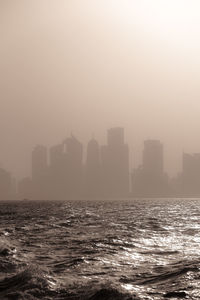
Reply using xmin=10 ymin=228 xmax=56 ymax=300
xmin=1 ymin=199 xmax=200 ymax=299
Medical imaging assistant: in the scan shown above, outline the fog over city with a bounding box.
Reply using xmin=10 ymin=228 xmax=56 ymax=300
xmin=1 ymin=0 xmax=200 ymax=181
xmin=2 ymin=2 xmax=200 ymax=300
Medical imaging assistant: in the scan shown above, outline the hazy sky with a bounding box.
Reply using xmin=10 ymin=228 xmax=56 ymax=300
xmin=1 ymin=0 xmax=200 ymax=179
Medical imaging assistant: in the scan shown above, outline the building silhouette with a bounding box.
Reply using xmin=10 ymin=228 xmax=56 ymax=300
xmin=64 ymin=135 xmax=83 ymax=198
xmin=50 ymin=143 xmax=64 ymax=168
xmin=182 ymin=153 xmax=200 ymax=196
xmin=132 ymin=140 xmax=169 ymax=196
xmin=16 ymin=129 xmax=200 ymax=199
xmin=49 ymin=135 xmax=83 ymax=199
xmin=32 ymin=145 xmax=48 ymax=199
xmin=49 ymin=143 xmax=65 ymax=199
xmin=85 ymin=138 xmax=101 ymax=197
xmin=143 ymin=140 xmax=163 ymax=175
xmin=101 ymin=127 xmax=129 ymax=197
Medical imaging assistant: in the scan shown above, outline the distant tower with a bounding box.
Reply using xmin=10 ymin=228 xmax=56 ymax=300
xmin=32 ymin=145 xmax=48 ymax=199
xmin=32 ymin=145 xmax=47 ymax=181
xmin=50 ymin=143 xmax=63 ymax=167
xmin=143 ymin=140 xmax=163 ymax=175
xmin=132 ymin=139 xmax=168 ymax=196
xmin=101 ymin=127 xmax=129 ymax=197
xmin=49 ymin=143 xmax=65 ymax=200
xmin=64 ymin=135 xmax=83 ymax=166
xmin=85 ymin=138 xmax=100 ymax=197
xmin=86 ymin=138 xmax=100 ymax=168
xmin=63 ymin=135 xmax=83 ymax=198
xmin=48 ymin=136 xmax=83 ymax=200
xmin=182 ymin=153 xmax=200 ymax=196
xmin=107 ymin=127 xmax=124 ymax=147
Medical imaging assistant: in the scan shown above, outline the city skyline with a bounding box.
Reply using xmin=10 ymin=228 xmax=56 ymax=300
xmin=2 ymin=126 xmax=200 ymax=199
xmin=1 ymin=126 xmax=199 ymax=180
xmin=3 ymin=126 xmax=200 ymax=180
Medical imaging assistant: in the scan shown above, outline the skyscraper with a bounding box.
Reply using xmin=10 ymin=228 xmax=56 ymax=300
xmin=132 ymin=140 xmax=168 ymax=196
xmin=32 ymin=145 xmax=48 ymax=199
xmin=48 ymin=135 xmax=83 ymax=199
xmin=63 ymin=135 xmax=83 ymax=198
xmin=49 ymin=143 xmax=65 ymax=199
xmin=143 ymin=140 xmax=163 ymax=175
xmin=101 ymin=127 xmax=129 ymax=197
xmin=107 ymin=127 xmax=124 ymax=147
xmin=32 ymin=145 xmax=48 ymax=181
xmin=182 ymin=153 xmax=200 ymax=196
xmin=50 ymin=143 xmax=64 ymax=168
xmin=85 ymin=138 xmax=100 ymax=197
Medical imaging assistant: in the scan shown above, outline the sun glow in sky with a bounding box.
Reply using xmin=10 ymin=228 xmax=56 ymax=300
xmin=112 ymin=0 xmax=200 ymax=49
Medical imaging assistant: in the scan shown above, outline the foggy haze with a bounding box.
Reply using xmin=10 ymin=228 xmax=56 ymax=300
xmin=2 ymin=3 xmax=200 ymax=299
xmin=1 ymin=0 xmax=200 ymax=179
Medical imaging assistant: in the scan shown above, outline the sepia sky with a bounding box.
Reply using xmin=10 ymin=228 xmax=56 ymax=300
xmin=1 ymin=0 xmax=200 ymax=179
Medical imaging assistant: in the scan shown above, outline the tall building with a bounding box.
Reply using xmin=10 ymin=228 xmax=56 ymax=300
xmin=64 ymin=135 xmax=83 ymax=166
xmin=85 ymin=138 xmax=100 ymax=197
xmin=32 ymin=145 xmax=48 ymax=199
xmin=182 ymin=153 xmax=200 ymax=196
xmin=143 ymin=140 xmax=163 ymax=175
xmin=50 ymin=143 xmax=64 ymax=168
xmin=63 ymin=135 xmax=83 ymax=199
xmin=101 ymin=127 xmax=129 ymax=197
xmin=132 ymin=140 xmax=168 ymax=196
xmin=49 ymin=136 xmax=83 ymax=200
xmin=107 ymin=127 xmax=124 ymax=147
xmin=32 ymin=145 xmax=48 ymax=181
xmin=49 ymin=143 xmax=66 ymax=200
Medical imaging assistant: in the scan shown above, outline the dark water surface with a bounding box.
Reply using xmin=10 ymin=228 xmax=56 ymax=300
xmin=0 ymin=199 xmax=200 ymax=299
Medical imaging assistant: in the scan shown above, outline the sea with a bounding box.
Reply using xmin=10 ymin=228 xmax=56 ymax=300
xmin=0 ymin=198 xmax=200 ymax=300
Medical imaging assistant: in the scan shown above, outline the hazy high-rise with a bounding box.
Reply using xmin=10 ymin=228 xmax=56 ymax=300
xmin=63 ymin=135 xmax=83 ymax=198
xmin=48 ymin=136 xmax=83 ymax=199
xmin=101 ymin=127 xmax=129 ymax=197
xmin=182 ymin=153 xmax=200 ymax=196
xmin=85 ymin=138 xmax=100 ymax=197
xmin=32 ymin=145 xmax=48 ymax=181
xmin=32 ymin=145 xmax=48 ymax=199
xmin=132 ymin=140 xmax=169 ymax=196
xmin=143 ymin=140 xmax=163 ymax=175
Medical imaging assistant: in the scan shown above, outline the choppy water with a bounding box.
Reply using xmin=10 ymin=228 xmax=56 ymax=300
xmin=0 ymin=199 xmax=200 ymax=299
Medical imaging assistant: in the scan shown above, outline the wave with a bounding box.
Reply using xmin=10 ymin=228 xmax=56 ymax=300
xmin=0 ymin=237 xmax=18 ymax=273
xmin=0 ymin=269 xmax=139 ymax=300
xmin=0 ymin=267 xmax=61 ymax=300
xmin=86 ymin=287 xmax=139 ymax=300
xmin=120 ymin=261 xmax=199 ymax=286
xmin=139 ymin=266 xmax=198 ymax=285
xmin=66 ymin=284 xmax=140 ymax=300
xmin=139 ymin=250 xmax=179 ymax=256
